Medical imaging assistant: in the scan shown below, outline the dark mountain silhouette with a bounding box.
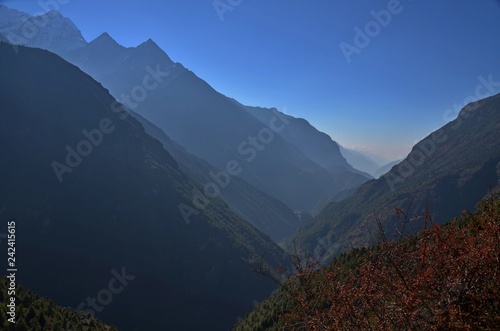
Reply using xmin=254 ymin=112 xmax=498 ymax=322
xmin=287 ymin=94 xmax=500 ymax=262
xmin=0 ymin=43 xmax=288 ymax=331
xmin=130 ymin=109 xmax=302 ymax=242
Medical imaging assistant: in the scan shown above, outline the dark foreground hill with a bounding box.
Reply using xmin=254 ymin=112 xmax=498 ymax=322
xmin=0 ymin=43 xmax=287 ymax=331
xmin=0 ymin=278 xmax=117 ymax=330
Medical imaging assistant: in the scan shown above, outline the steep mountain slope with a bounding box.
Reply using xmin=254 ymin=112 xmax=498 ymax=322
xmin=243 ymin=104 xmax=372 ymax=182
xmin=130 ymin=110 xmax=301 ymax=242
xmin=243 ymin=105 xmax=347 ymax=170
xmin=339 ymin=146 xmax=384 ymax=177
xmin=0 ymin=6 xmax=86 ymax=53
xmin=287 ymin=94 xmax=500 ymax=262
xmin=63 ymin=29 xmax=303 ymax=239
xmin=0 ymin=43 xmax=287 ymax=331
xmin=373 ymin=159 xmax=403 ymax=179
xmin=60 ymin=32 xmax=350 ymax=211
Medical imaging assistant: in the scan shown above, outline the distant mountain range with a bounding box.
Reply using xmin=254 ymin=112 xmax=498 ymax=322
xmin=0 ymin=42 xmax=288 ymax=331
xmin=339 ymin=146 xmax=387 ymax=177
xmin=287 ymin=93 xmax=500 ymax=262
xmin=0 ymin=5 xmax=371 ymax=213
xmin=62 ymin=32 xmax=370 ymax=212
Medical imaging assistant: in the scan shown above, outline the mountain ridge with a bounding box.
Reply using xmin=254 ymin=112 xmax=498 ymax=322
xmin=0 ymin=42 xmax=287 ymax=331
xmin=243 ymin=103 xmax=372 ymax=179
xmin=0 ymin=5 xmax=373 ymax=213
xmin=129 ymin=108 xmax=302 ymax=241
xmin=61 ymin=27 xmax=359 ymax=211
xmin=286 ymin=93 xmax=500 ymax=262
xmin=339 ymin=146 xmax=385 ymax=177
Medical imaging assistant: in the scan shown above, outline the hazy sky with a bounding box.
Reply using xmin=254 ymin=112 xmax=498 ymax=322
xmin=3 ymin=0 xmax=500 ymax=161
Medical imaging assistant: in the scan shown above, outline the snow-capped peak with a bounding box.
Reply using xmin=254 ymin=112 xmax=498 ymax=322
xmin=0 ymin=5 xmax=87 ymax=55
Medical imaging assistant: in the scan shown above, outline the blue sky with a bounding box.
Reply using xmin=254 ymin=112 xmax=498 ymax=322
xmin=3 ymin=0 xmax=500 ymax=161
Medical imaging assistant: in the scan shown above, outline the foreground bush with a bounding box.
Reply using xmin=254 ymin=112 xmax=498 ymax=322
xmin=237 ymin=192 xmax=500 ymax=330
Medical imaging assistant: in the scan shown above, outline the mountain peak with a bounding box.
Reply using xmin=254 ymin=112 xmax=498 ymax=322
xmin=97 ymin=32 xmax=112 ymax=40
xmin=90 ymin=32 xmax=119 ymax=47
xmin=135 ymin=37 xmax=172 ymax=62
xmin=0 ymin=7 xmax=86 ymax=54
xmin=32 ymin=10 xmax=64 ymax=21
xmin=137 ymin=37 xmax=159 ymax=49
xmin=45 ymin=10 xmax=62 ymax=18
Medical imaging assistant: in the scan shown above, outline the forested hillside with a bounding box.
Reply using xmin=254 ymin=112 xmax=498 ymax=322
xmin=236 ymin=192 xmax=500 ymax=330
xmin=0 ymin=278 xmax=117 ymax=331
